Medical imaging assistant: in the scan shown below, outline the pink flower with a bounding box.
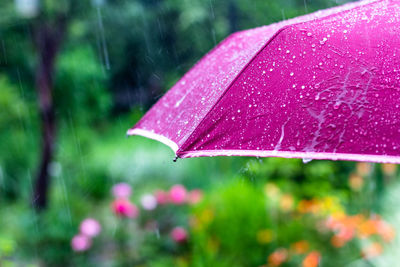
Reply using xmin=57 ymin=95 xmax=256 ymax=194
xmin=112 ymin=198 xmax=139 ymax=218
xmin=187 ymin=189 xmax=203 ymax=205
xmin=80 ymin=218 xmax=101 ymax=237
xmin=169 ymin=184 xmax=187 ymax=204
xmin=71 ymin=234 xmax=92 ymax=252
xmin=154 ymin=190 xmax=169 ymax=205
xmin=140 ymin=194 xmax=157 ymax=210
xmin=170 ymin=227 xmax=188 ymax=243
xmin=112 ymin=183 xmax=132 ymax=198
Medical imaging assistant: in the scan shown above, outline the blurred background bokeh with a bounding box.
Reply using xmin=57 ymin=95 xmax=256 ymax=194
xmin=1 ymin=0 xmax=399 ymax=266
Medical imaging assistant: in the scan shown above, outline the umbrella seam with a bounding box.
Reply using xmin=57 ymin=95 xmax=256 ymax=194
xmin=177 ymin=26 xmax=291 ymax=155
xmin=177 ymin=0 xmax=383 ymax=156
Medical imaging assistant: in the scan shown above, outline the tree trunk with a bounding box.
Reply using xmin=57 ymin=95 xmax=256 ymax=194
xmin=32 ymin=18 xmax=66 ymax=211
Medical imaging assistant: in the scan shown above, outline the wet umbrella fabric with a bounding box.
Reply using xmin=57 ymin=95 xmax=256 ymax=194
xmin=128 ymin=0 xmax=400 ymax=163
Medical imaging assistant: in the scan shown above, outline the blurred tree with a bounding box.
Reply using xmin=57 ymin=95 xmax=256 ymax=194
xmin=9 ymin=0 xmax=92 ymax=210
xmin=30 ymin=4 xmax=68 ymax=210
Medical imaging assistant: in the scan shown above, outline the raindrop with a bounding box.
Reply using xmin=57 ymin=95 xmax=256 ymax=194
xmin=307 ymin=32 xmax=312 ymax=37
xmin=290 ymin=72 xmax=294 ymax=76
xmin=302 ymin=158 xmax=313 ymax=164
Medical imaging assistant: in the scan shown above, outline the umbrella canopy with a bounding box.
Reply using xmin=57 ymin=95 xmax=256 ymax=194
xmin=128 ymin=0 xmax=400 ymax=163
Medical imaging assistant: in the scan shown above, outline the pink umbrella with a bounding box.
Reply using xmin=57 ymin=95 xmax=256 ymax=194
xmin=128 ymin=0 xmax=400 ymax=163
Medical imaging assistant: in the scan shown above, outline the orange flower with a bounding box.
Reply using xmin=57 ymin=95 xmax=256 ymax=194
xmin=346 ymin=214 xmax=365 ymax=227
xmin=268 ymin=248 xmax=288 ymax=267
xmin=292 ymin=240 xmax=309 ymax=254
xmin=302 ymin=251 xmax=321 ymax=267
xmin=362 ymin=242 xmax=383 ymax=258
xmin=358 ymin=219 xmax=379 ymax=238
xmin=356 ymin=162 xmax=371 ymax=176
xmin=382 ymin=163 xmax=397 ymax=176
xmin=298 ymin=200 xmax=319 ymax=214
xmin=280 ymin=194 xmax=294 ymax=212
xmin=331 ymin=235 xmax=346 ymax=248
xmin=348 ymin=173 xmax=363 ymax=191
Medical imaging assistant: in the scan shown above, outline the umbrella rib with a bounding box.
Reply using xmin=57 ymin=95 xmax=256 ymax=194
xmin=177 ymin=25 xmax=293 ymax=155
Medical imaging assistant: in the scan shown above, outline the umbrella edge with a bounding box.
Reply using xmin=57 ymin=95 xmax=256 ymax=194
xmin=127 ymin=128 xmax=179 ymax=154
xmin=178 ymin=149 xmax=400 ymax=164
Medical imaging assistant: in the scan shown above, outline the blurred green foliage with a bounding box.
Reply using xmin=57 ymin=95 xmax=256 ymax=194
xmin=0 ymin=0 xmax=399 ymax=266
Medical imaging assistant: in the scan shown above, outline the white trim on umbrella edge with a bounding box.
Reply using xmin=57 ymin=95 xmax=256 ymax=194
xmin=127 ymin=128 xmax=179 ymax=153
xmin=127 ymin=128 xmax=400 ymax=163
xmin=179 ymin=150 xmax=400 ymax=164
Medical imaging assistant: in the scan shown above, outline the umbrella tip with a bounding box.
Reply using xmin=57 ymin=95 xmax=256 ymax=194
xmin=173 ymin=156 xmax=178 ymax=162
